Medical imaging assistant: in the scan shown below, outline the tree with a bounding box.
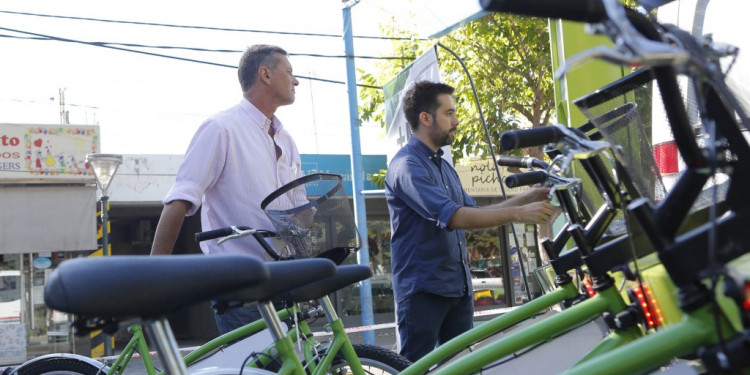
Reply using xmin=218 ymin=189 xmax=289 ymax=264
xmin=359 ymin=12 xmax=555 ymax=165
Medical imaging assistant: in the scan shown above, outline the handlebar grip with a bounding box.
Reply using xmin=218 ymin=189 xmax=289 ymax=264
xmin=195 ymin=227 xmax=246 ymax=242
xmin=496 ymin=155 xmax=551 ymax=170
xmin=500 ymin=126 xmax=564 ymax=151
xmin=479 ymin=0 xmax=607 ymax=23
xmin=505 ymin=171 xmax=549 ymax=188
xmin=495 ymin=155 xmax=530 ymax=168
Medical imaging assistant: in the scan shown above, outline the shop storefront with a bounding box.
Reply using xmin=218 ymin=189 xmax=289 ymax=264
xmin=0 ymin=123 xmax=99 ymax=364
xmin=1 ymin=140 xmax=539 ymax=359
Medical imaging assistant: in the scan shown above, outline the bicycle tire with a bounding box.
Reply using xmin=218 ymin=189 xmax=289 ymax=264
xmin=11 ymin=357 xmax=107 ymax=375
xmin=326 ymin=344 xmax=412 ymax=374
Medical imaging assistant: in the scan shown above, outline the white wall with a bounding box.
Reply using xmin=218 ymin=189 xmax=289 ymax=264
xmin=107 ymin=154 xmax=183 ymax=204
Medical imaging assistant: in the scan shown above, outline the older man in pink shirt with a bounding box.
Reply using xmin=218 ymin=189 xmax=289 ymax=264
xmin=151 ymin=44 xmax=302 ymax=333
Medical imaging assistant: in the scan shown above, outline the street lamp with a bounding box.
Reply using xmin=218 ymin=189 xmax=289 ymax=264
xmin=86 ymin=153 xmax=122 ymax=357
xmin=86 ymin=153 xmax=122 ymax=256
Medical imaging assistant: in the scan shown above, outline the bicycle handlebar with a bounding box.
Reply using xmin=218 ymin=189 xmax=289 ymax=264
xmin=501 ymin=126 xmax=564 ymax=151
xmin=195 ymin=227 xmax=247 ymax=242
xmin=495 ymin=155 xmax=549 ymax=169
xmin=479 ymin=0 xmax=606 ymax=23
xmin=505 ymin=171 xmax=549 ymax=188
xmin=195 ymin=226 xmax=284 ymax=260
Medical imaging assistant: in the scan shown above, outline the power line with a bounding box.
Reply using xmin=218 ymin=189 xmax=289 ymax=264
xmin=0 ymin=33 xmax=416 ymax=61
xmin=0 ymin=27 xmax=385 ymax=89
xmin=0 ymin=27 xmax=235 ymax=68
xmin=0 ymin=9 xmax=427 ymax=41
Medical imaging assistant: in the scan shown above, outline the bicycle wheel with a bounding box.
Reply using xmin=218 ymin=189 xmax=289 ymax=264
xmin=326 ymin=344 xmax=412 ymax=375
xmin=10 ymin=356 xmax=108 ymax=375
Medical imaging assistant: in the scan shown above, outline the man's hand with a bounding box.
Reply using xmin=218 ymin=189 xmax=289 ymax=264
xmin=521 ymin=186 xmax=552 ymax=204
xmin=514 ymin=201 xmax=557 ymax=224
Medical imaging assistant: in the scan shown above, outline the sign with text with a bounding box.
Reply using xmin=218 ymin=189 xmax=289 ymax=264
xmin=301 ymin=154 xmax=386 ymax=196
xmin=0 ymin=123 xmax=100 ymax=182
xmin=455 ymin=157 xmax=528 ymax=197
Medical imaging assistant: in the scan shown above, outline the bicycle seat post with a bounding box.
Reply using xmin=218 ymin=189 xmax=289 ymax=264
xmin=319 ymin=294 xmax=338 ymax=322
xmin=258 ymin=301 xmax=290 ymax=343
xmin=143 ymin=318 xmax=189 ymax=375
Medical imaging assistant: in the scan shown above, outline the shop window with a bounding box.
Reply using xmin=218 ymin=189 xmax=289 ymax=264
xmin=467 ymin=228 xmax=507 ymax=308
xmin=338 ymin=220 xmax=394 ymax=315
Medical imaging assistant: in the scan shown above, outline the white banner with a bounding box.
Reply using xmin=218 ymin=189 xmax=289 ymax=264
xmin=383 ymin=46 xmax=447 ymax=163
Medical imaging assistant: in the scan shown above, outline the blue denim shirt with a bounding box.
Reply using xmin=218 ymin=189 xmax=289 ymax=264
xmin=385 ymin=137 xmax=476 ymax=303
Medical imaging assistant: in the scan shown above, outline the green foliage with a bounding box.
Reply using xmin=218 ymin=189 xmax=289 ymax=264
xmin=359 ymin=13 xmax=556 ymax=162
xmin=370 ymin=168 xmax=387 ymax=189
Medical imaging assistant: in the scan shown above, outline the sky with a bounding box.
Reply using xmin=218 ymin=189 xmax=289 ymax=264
xmin=0 ymin=0 xmax=482 ymax=156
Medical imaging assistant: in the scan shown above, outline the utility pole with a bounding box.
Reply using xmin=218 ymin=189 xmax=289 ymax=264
xmin=59 ymin=88 xmax=69 ymax=124
xmin=342 ymin=0 xmax=375 ymax=345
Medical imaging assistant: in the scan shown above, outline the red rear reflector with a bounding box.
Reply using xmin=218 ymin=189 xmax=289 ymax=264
xmin=631 ymin=284 xmax=665 ymax=328
xmin=583 ymin=278 xmax=596 ymax=298
xmin=653 ymin=142 xmax=679 ymax=174
xmin=742 ymin=281 xmax=750 ymax=311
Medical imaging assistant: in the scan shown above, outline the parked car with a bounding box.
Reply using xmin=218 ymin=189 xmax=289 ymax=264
xmin=340 ymin=275 xmax=395 ymax=315
xmin=0 ymin=270 xmax=21 ymax=323
xmin=471 ymin=269 xmax=504 ymax=306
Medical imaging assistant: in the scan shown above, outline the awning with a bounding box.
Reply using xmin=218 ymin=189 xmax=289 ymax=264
xmin=0 ymin=185 xmax=97 ymax=254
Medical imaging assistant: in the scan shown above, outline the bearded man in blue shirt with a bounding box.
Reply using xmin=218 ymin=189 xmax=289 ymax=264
xmin=385 ymin=81 xmax=556 ymax=362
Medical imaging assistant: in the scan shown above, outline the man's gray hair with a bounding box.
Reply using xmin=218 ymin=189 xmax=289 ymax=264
xmin=238 ymin=44 xmax=288 ymax=91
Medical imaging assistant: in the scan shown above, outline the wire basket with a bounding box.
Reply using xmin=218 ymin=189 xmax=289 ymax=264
xmin=261 ymin=173 xmax=361 ymax=265
xmin=573 ymin=68 xmax=666 ymax=203
xmin=573 ymin=68 xmax=728 ymax=213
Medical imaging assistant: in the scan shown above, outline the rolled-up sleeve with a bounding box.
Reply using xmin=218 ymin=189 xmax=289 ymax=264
xmin=163 ymin=120 xmax=228 ymax=217
xmin=388 ymin=157 xmax=462 ymax=230
xmin=163 ymin=180 xmax=205 ymax=216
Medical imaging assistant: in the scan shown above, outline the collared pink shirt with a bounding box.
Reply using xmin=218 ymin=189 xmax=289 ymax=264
xmin=164 ymin=99 xmax=304 ymax=258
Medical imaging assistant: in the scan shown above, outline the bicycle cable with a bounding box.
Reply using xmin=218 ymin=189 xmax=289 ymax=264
xmin=239 ymin=351 xmax=283 ymax=375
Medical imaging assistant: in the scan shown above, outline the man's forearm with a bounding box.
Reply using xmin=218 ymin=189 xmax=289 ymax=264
xmin=448 ymin=206 xmax=519 ymax=230
xmin=150 ymin=200 xmax=191 ymax=255
xmin=449 ymin=199 xmax=555 ymax=230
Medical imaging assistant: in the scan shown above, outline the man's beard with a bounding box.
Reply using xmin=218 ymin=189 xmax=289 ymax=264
xmin=431 ymin=119 xmax=455 ymax=147
xmin=438 ymin=133 xmax=454 ymax=147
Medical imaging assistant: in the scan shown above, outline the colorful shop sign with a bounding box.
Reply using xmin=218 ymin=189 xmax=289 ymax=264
xmin=0 ymin=123 xmax=100 ymax=182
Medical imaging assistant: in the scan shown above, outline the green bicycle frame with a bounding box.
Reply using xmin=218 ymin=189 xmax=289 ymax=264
xmin=183 ymin=308 xmax=294 ymax=367
xmin=107 ymin=298 xmax=356 ymax=375
xmin=106 ymin=309 xmax=293 ymax=375
xmin=250 ymin=296 xmax=365 ymax=375
xmin=399 ymin=280 xmax=580 ymax=375
xmin=302 ymin=296 xmax=365 ymax=375
xmin=105 ymin=298 xmax=365 ymax=375
xmin=563 ymin=303 xmax=738 ymax=375
xmin=431 ymin=282 xmax=639 ymax=375
xmin=106 ymin=325 xmax=157 ymax=375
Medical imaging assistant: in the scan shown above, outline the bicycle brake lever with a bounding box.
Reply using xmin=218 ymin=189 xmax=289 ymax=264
xmin=217 ymin=227 xmax=257 ymax=245
xmin=217 ymin=235 xmax=237 ymax=246
xmin=571 ymin=141 xmax=611 ymax=160
xmin=555 ymin=0 xmax=688 ymax=79
xmin=555 ymin=44 xmax=688 ymax=80
xmin=555 ymin=46 xmax=632 ymax=79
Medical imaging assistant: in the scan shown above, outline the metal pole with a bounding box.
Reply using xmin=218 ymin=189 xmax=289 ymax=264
xmin=100 ymin=194 xmax=113 ymax=355
xmin=101 ymin=195 xmax=110 ymax=257
xmin=342 ymin=2 xmax=375 ymax=345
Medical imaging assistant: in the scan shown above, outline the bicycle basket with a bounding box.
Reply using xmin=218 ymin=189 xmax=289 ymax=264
xmin=260 ymin=173 xmax=361 ymax=265
xmin=574 ymin=68 xmax=667 ymax=204
xmin=573 ymin=68 xmax=728 ymax=213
